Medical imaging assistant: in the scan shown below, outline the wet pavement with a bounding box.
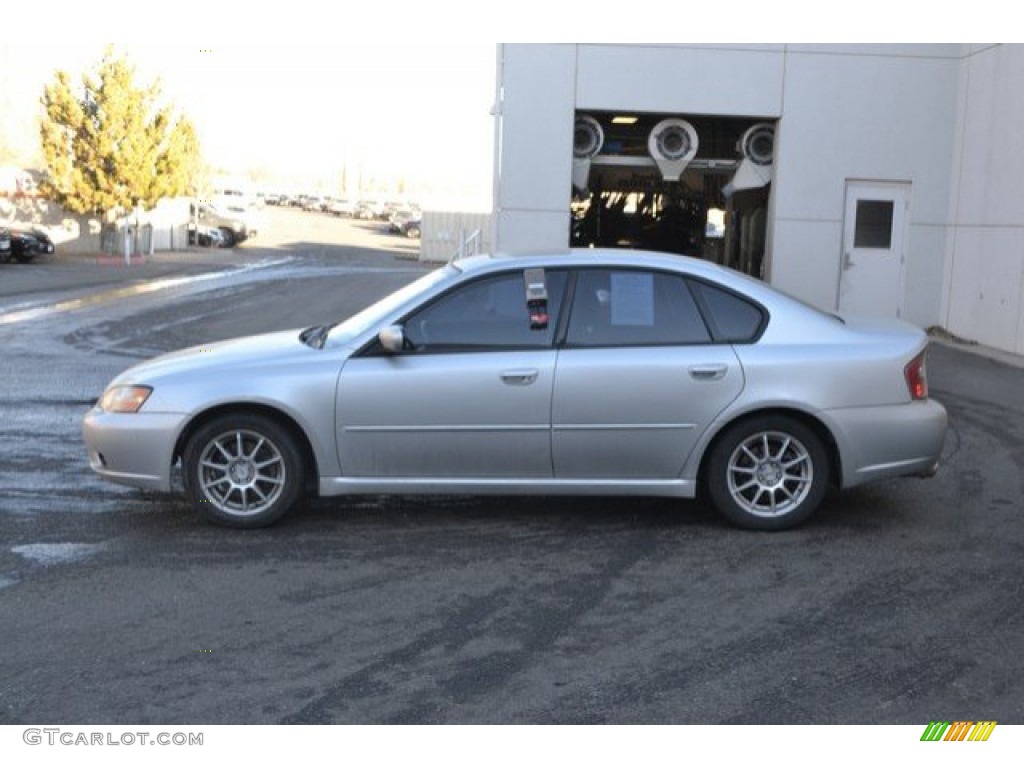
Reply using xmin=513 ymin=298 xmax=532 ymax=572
xmin=1 ymin=209 xmax=1022 ymax=725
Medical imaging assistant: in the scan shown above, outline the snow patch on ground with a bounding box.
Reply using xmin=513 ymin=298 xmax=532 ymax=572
xmin=0 ymin=573 xmax=20 ymax=589
xmin=11 ymin=542 xmax=105 ymax=566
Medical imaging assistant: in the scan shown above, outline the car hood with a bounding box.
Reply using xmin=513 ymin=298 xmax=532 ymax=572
xmin=109 ymin=329 xmax=345 ymax=386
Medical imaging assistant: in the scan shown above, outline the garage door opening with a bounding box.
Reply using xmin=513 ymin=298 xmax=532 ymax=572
xmin=569 ymin=111 xmax=775 ymax=279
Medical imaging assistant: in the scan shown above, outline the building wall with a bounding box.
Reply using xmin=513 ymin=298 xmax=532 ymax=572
xmin=493 ymin=45 xmax=577 ymax=255
xmin=493 ymin=44 xmax=789 ymax=255
xmin=769 ymin=45 xmax=961 ymax=328
xmin=494 ymin=44 xmax=1024 ymax=352
xmin=943 ymin=44 xmax=1024 ymax=355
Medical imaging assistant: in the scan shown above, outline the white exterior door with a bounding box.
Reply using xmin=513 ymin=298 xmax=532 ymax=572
xmin=838 ymin=181 xmax=909 ymax=317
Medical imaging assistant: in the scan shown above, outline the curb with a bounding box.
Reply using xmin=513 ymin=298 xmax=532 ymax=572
xmin=93 ymin=255 xmax=149 ymax=266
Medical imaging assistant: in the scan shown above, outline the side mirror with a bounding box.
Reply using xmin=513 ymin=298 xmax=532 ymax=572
xmin=378 ymin=324 xmax=405 ymax=353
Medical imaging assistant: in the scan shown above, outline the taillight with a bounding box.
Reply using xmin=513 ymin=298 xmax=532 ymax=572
xmin=905 ymin=351 xmax=929 ymax=401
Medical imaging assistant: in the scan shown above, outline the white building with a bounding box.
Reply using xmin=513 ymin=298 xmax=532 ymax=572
xmin=491 ymin=44 xmax=1024 ymax=356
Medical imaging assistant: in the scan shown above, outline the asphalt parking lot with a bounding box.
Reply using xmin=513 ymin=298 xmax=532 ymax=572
xmin=1 ymin=207 xmax=1022 ymax=725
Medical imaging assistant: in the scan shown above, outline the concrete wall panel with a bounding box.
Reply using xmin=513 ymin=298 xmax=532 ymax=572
xmin=493 ymin=209 xmax=570 ymax=256
xmin=946 ymin=227 xmax=1024 ymax=353
xmin=576 ymin=45 xmax=785 ymax=117
xmin=768 ymin=218 xmax=842 ymax=311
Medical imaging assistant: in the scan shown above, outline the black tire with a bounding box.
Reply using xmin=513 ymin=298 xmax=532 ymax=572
xmin=706 ymin=415 xmax=829 ymax=531
xmin=218 ymin=227 xmax=235 ymax=248
xmin=182 ymin=413 xmax=305 ymax=528
xmin=405 ymin=225 xmax=421 ymax=239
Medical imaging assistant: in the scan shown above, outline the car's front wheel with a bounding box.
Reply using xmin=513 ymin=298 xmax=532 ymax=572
xmin=706 ymin=415 xmax=829 ymax=531
xmin=218 ymin=227 xmax=235 ymax=248
xmin=182 ymin=413 xmax=305 ymax=528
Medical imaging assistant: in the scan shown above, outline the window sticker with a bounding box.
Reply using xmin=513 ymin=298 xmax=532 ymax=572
xmin=610 ymin=272 xmax=655 ymax=326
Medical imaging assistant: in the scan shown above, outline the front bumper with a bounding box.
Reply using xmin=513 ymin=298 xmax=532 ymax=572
xmin=82 ymin=407 xmax=188 ymax=492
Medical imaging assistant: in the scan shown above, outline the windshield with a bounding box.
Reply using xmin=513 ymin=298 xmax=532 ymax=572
xmin=328 ymin=265 xmax=455 ymax=343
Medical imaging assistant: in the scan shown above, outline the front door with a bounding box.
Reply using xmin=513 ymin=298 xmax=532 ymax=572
xmin=337 ymin=350 xmax=557 ymax=477
xmin=838 ymin=180 xmax=909 ymax=317
xmin=336 ymin=270 xmax=566 ymax=478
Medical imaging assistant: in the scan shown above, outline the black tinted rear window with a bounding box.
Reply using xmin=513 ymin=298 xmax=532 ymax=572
xmin=690 ymin=281 xmax=765 ymax=342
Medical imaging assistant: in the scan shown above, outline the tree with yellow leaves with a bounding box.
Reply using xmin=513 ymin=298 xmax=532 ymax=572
xmin=39 ymin=49 xmax=200 ymax=218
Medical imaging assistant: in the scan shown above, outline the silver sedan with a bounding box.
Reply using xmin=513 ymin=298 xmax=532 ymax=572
xmin=83 ymin=250 xmax=947 ymax=530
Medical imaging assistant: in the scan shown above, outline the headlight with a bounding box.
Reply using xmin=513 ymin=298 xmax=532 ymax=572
xmin=99 ymin=385 xmax=153 ymax=413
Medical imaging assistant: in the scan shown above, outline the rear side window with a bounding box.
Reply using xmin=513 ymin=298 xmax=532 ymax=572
xmin=566 ymin=269 xmax=711 ymax=347
xmin=689 ymin=281 xmax=765 ymax=342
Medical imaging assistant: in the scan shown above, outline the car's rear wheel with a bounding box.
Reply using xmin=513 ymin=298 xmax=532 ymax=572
xmin=707 ymin=415 xmax=829 ymax=531
xmin=182 ymin=413 xmax=305 ymax=528
xmin=218 ymin=227 xmax=235 ymax=248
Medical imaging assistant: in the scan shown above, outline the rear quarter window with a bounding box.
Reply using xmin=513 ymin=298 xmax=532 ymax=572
xmin=689 ymin=280 xmax=766 ymax=342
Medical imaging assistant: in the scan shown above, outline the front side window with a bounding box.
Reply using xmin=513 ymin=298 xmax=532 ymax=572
xmin=566 ymin=269 xmax=711 ymax=347
xmin=404 ymin=271 xmax=566 ymax=351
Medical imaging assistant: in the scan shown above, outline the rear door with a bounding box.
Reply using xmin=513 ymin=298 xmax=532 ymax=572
xmin=552 ymin=268 xmax=744 ymax=479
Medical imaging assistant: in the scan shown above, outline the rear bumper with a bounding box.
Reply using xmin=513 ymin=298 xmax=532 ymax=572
xmin=824 ymin=399 xmax=948 ymax=488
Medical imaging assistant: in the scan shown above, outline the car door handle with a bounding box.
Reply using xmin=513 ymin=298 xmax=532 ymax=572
xmin=500 ymin=369 xmax=539 ymax=386
xmin=689 ymin=364 xmax=728 ymax=381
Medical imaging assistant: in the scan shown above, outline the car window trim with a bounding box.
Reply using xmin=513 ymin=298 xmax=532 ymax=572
xmin=559 ymin=266 xmax=718 ymax=350
xmin=685 ymin=276 xmax=769 ymax=344
xmin=353 ymin=268 xmax=571 ymax=358
xmin=552 ymin=270 xmax=578 ymax=347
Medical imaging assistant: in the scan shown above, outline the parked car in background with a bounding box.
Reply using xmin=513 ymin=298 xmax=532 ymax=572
xmin=187 ymin=223 xmax=227 ymax=248
xmin=83 ymin=249 xmax=947 ymax=531
xmin=356 ymin=200 xmax=388 ymax=220
xmin=190 ymin=202 xmax=259 ymax=247
xmin=0 ymin=228 xmax=10 ymax=261
xmin=388 ymin=208 xmax=422 ymax=238
xmin=326 ymin=198 xmax=357 ymax=217
xmin=8 ymin=228 xmax=55 ymax=262
xmin=401 ymin=217 xmax=421 ymax=239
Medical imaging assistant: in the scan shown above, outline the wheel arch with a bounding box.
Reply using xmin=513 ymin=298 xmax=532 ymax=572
xmin=696 ymin=407 xmax=842 ymax=495
xmin=173 ymin=403 xmax=320 ymax=494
